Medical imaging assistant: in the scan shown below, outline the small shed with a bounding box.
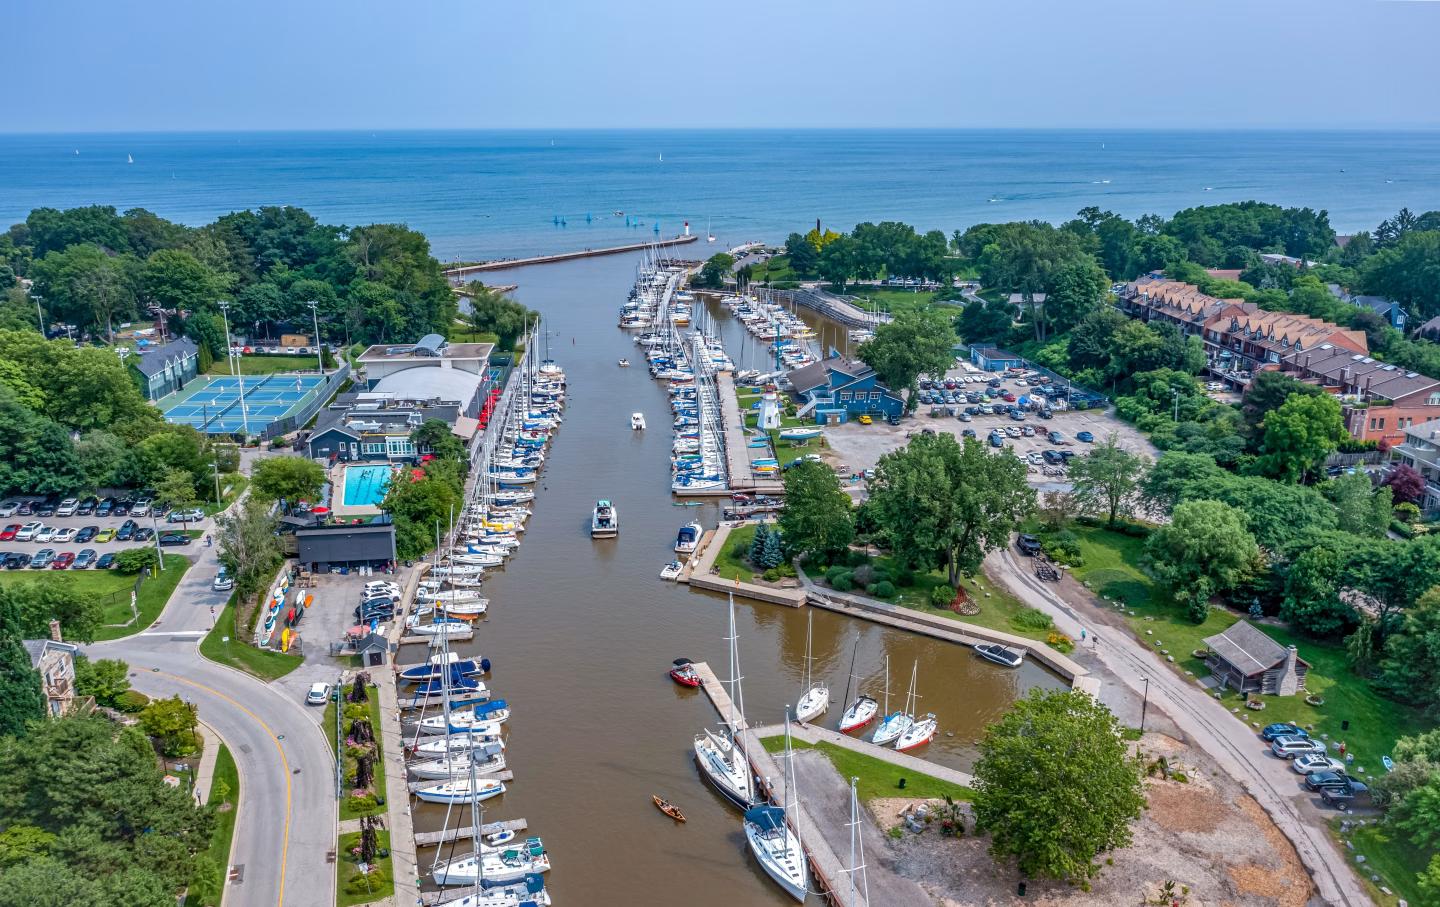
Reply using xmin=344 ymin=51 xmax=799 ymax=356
xmin=970 ymin=346 xmax=1025 ymax=372
xmin=354 ymin=631 xmax=391 ymax=667
xmin=1202 ymin=620 xmax=1309 ymax=696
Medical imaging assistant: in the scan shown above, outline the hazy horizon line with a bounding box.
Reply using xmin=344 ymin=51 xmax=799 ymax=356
xmin=5 ymin=125 xmax=1440 ymax=138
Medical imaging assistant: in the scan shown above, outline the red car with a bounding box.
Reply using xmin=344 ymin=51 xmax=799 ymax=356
xmin=1001 ymin=392 xmax=1017 ymax=402
xmin=0 ymin=524 xmax=18 ymax=541
xmin=50 ymin=551 xmax=76 ymax=570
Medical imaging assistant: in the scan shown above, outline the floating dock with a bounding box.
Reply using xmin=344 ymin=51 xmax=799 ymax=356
xmin=444 ymin=235 xmax=699 ymax=276
xmin=716 ymin=370 xmax=785 ymax=495
xmin=413 ymin=817 xmax=527 ymax=848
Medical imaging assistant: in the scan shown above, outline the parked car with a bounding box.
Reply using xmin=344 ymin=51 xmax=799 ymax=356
xmin=1319 ymin=787 xmax=1355 ymax=810
xmin=1016 ymin=534 xmax=1042 ymax=556
xmin=1305 ymin=771 xmax=1367 ymax=793
xmin=0 ymin=502 xmax=16 ymax=518
xmin=50 ymin=551 xmax=76 ymax=570
xmin=75 ymin=526 xmax=98 ymax=543
xmin=133 ymin=527 xmax=155 ymax=542
xmin=131 ymin=499 xmax=152 ymax=517
xmin=1008 ymin=409 xmax=1025 ymax=421
xmin=158 ymin=533 xmax=192 ymax=547
xmin=29 ymin=548 xmax=56 ymax=569
xmin=1005 ymin=426 xmax=1021 ymax=438
xmin=96 ymin=498 xmax=114 ymax=517
xmin=14 ymin=522 xmax=41 ymax=541
xmin=1021 ymin=425 xmax=1036 ymax=437
xmin=95 ymin=528 xmax=116 ymax=543
xmin=16 ymin=501 xmax=34 ymax=516
xmin=51 ymin=527 xmax=76 ymax=544
xmin=55 ymin=499 xmax=78 ymax=517
xmin=96 ymin=552 xmax=117 ymax=569
xmin=1048 ymin=431 xmax=1065 ymax=444
xmin=988 ymin=433 xmax=1004 ymax=449
xmin=1271 ymin=736 xmax=1327 ymax=758
xmin=168 ymin=508 xmax=206 ymax=524
xmin=76 ymin=497 xmax=97 ymax=516
xmin=116 ymin=520 xmax=138 ymax=541
xmin=1042 ymin=449 xmax=1064 ymax=465
xmin=1292 ymin=754 xmax=1346 ymax=775
xmin=1261 ymin=723 xmax=1308 ymax=741
xmin=3 ymin=552 xmax=27 ymax=569
xmin=1026 ymin=451 xmax=1044 ymax=465
xmin=35 ymin=500 xmax=56 ymax=518
xmin=73 ymin=549 xmax=97 ymax=569
xmin=34 ymin=526 xmax=57 ymax=543
xmin=305 ymin=682 xmax=332 ymax=706
xmin=0 ymin=525 xmax=17 ymax=541
xmin=1076 ymin=431 xmax=1094 ymax=443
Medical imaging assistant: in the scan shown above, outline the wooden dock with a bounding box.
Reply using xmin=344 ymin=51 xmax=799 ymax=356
xmin=407 ymin=770 xmax=514 ymax=793
xmin=413 ymin=817 xmax=527 ymax=848
xmin=716 ymin=371 xmax=785 ymax=495
xmin=443 ymin=235 xmax=699 ymax=275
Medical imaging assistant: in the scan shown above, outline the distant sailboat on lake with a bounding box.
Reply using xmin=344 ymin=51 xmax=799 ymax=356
xmin=127 ymin=154 xmax=134 ymax=164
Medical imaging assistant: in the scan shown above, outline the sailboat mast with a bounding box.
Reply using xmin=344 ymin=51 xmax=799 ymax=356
xmin=839 ymin=638 xmax=859 ymax=720
xmin=882 ymin=655 xmax=890 ymax=715
xmin=847 ymin=777 xmax=870 ymax=905
xmin=803 ymin=610 xmax=814 ymax=692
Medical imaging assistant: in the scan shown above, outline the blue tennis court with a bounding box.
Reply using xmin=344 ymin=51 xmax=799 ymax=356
xmin=160 ymin=373 xmax=329 ymax=434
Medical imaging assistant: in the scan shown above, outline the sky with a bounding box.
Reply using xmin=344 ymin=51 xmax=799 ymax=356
xmin=10 ymin=0 xmax=1440 ymax=132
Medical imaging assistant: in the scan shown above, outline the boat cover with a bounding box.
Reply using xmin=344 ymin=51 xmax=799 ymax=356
xmin=744 ymin=805 xmax=787 ymax=833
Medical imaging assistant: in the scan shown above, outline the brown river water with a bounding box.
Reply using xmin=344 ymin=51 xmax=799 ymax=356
xmin=405 ymin=253 xmax=1066 ymax=905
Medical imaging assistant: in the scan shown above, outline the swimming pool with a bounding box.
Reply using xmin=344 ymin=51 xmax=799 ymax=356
xmin=342 ymin=464 xmax=394 ymax=507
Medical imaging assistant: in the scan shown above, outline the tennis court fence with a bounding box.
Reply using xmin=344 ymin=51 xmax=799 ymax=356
xmin=258 ymin=362 xmax=352 ymax=439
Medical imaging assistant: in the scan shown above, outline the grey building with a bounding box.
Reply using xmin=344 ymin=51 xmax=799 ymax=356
xmin=1202 ymin=620 xmax=1309 ymax=696
xmin=295 ymin=518 xmax=397 ymax=571
xmin=133 ymin=337 xmax=200 ymax=401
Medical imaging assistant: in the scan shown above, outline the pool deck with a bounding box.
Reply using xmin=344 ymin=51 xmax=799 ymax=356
xmin=328 ymin=462 xmax=391 ymax=519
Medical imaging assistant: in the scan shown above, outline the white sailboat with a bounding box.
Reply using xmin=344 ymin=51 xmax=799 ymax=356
xmin=694 ymin=593 xmax=755 ymax=808
xmin=743 ymin=712 xmax=809 ymax=902
xmin=410 ymin=733 xmax=504 ymax=759
xmin=432 ymin=845 xmax=551 ymax=886
xmin=837 ymin=638 xmax=877 ymax=733
xmin=870 ymin=657 xmax=913 ymax=746
xmin=841 ymin=777 xmax=871 ymax=906
xmin=891 ymin=663 xmax=935 ymax=751
xmin=408 ymin=751 xmax=508 ymax=781
xmin=793 ymin=611 xmax=829 ymax=723
xmin=414 ymin=775 xmax=507 ymax=805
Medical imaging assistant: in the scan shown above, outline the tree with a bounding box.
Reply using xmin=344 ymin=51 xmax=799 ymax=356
xmin=777 ymin=461 xmax=854 ymax=563
xmin=816 ymin=236 xmax=858 ymax=290
xmin=1381 ymin=586 xmax=1440 ymax=713
xmin=464 ymin=284 xmax=536 ymax=350
xmin=1325 ymin=471 xmax=1392 ymax=538
xmin=140 ymin=249 xmax=227 ymax=312
xmin=73 ymin=656 xmax=131 ymax=709
xmin=1383 ymin=464 xmax=1427 ymax=506
xmin=694 ymin=253 xmax=734 ymax=290
xmin=1258 ymin=392 xmax=1346 ymax=483
xmin=382 ymin=463 xmax=463 ymax=560
xmin=216 ymin=497 xmax=282 ymax=603
xmin=1240 ymin=371 xmax=1327 ymax=450
xmin=412 ymin=419 xmax=466 ymax=464
xmin=139 ymin=695 xmax=199 ymax=757
xmin=972 ymin=688 xmax=1144 ymax=883
xmin=783 ymin=232 xmax=819 ymax=276
xmin=28 ymin=243 xmax=138 ymax=339
xmin=1067 ymin=435 xmax=1147 ymax=527
xmin=0 ymin=387 xmax=85 ymax=496
xmin=1146 ymin=500 xmax=1258 ymax=621
xmin=758 ymin=528 xmax=786 ymax=570
xmin=0 ymin=598 xmax=44 ymax=736
xmin=1280 ymin=545 xmax=1355 ymax=637
xmin=749 ymin=522 xmax=771 ymax=567
xmin=1044 ymin=258 xmax=1110 ymax=334
xmin=250 ymin=455 xmax=325 ymax=506
xmin=868 ymin=433 xmax=1034 ymax=588
xmin=857 ymin=309 xmax=956 ymax=412
xmin=0 ymin=580 xmax=106 ymax=643
xmin=154 ymin=467 xmax=199 ymax=520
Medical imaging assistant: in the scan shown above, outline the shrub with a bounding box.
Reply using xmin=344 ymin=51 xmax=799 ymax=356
xmin=1012 ymin=607 xmax=1054 ymax=631
xmin=730 ymin=540 xmax=750 ymax=561
xmin=343 ymin=862 xmax=390 ymax=895
xmin=114 ymin=690 xmax=150 ymax=713
xmin=872 ymin=580 xmax=897 ymax=599
xmin=894 ymin=569 xmax=916 ymax=588
xmin=845 ymin=549 xmax=869 ymax=567
xmin=345 ymin=794 xmax=379 ymax=816
xmin=343 ymin=702 xmax=368 ymax=721
xmin=930 ymin=585 xmax=956 ymax=609
xmin=762 ymin=567 xmax=780 ymax=582
xmin=824 ymin=565 xmax=849 ymax=584
xmin=1041 ymin=530 xmax=1083 ymax=566
xmin=830 ymin=572 xmax=854 ymax=592
xmin=1047 ymin=631 xmax=1074 ymax=653
xmin=113 ymin=547 xmax=158 ymax=575
xmin=853 ymin=564 xmax=877 ymax=587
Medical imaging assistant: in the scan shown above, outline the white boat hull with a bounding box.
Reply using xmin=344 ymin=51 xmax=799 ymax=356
xmin=412 ymin=778 xmax=506 ymax=804
xmin=871 ymin=712 xmax=913 ymax=747
xmin=433 ymin=850 xmax=551 ymax=886
xmin=744 ymin=817 xmax=808 ymax=902
xmin=838 ymin=696 xmax=878 ymax=732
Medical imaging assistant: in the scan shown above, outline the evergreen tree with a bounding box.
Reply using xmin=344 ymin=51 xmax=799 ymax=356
xmin=760 ymin=527 xmax=786 ymax=569
xmin=748 ymin=523 xmax=770 ymax=568
xmin=0 ymin=597 xmax=45 ymax=736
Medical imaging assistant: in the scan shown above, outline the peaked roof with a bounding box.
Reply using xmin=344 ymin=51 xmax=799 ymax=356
xmin=1202 ymin=620 xmax=1295 ymax=675
xmin=22 ymin=639 xmax=80 ymax=668
xmin=786 ymin=361 xmax=830 ymax=394
xmin=132 ymin=337 xmax=198 ymax=377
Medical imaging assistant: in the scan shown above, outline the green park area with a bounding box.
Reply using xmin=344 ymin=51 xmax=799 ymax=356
xmin=206 ymin=353 xmax=323 ymax=376
xmin=0 ymin=552 xmax=190 ymax=641
xmin=199 ymin=597 xmax=302 ymax=681
xmin=336 ymin=829 xmax=393 ymax=907
xmin=758 ymin=735 xmax=972 ymax=806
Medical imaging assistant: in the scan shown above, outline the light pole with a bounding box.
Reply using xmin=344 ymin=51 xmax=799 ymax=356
xmin=32 ymin=294 xmax=44 ymax=335
xmin=211 ymin=459 xmax=222 ymax=505
xmin=1171 ymin=388 xmax=1181 ymax=423
xmin=1139 ymin=676 xmax=1151 ymax=733
xmin=151 ymin=512 xmax=164 ymax=569
xmin=216 ymin=300 xmax=250 ymax=437
xmin=306 ymin=300 xmax=324 ymax=376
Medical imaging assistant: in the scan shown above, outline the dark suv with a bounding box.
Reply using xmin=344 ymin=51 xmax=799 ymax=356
xmin=96 ymin=498 xmax=115 ymax=517
xmin=76 ymin=497 xmax=97 ymax=516
xmin=116 ymin=519 xmax=138 ymax=541
xmin=1016 ymin=534 xmax=1042 ymax=556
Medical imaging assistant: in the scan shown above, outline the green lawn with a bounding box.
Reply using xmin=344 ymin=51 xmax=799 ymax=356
xmin=336 ymin=829 xmax=393 ymax=907
xmin=201 ymin=474 xmax=248 ymax=517
xmin=199 ymin=598 xmax=303 ymax=681
xmin=1063 ymin=524 xmax=1425 ymax=774
xmin=847 ymin=287 xmax=939 ymax=314
xmin=0 ymin=554 xmax=189 ymax=641
xmin=449 ymin=328 xmax=500 ymax=345
xmin=749 ymin=254 xmax=797 ymax=285
xmin=1338 ymin=819 xmax=1430 ymax=907
xmin=324 ymin=693 xmax=388 ymax=820
xmin=759 ymin=735 xmax=973 ymax=805
xmin=715 ymin=524 xmax=760 ymax=581
xmin=206 ymin=353 xmax=323 ymax=376
xmin=185 ymin=744 xmax=239 ymax=907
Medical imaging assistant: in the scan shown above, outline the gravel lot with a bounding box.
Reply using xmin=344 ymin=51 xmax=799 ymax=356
xmin=821 ymin=371 xmax=1157 ymax=492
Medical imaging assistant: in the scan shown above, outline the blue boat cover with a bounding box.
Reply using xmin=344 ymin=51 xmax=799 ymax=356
xmin=745 ymin=805 xmax=787 ymax=832
xmin=472 ymin=699 xmax=507 ymax=716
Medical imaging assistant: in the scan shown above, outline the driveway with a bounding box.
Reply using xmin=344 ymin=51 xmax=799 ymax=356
xmin=86 ymin=533 xmax=337 ymax=907
xmin=986 ymin=547 xmax=1370 ymax=907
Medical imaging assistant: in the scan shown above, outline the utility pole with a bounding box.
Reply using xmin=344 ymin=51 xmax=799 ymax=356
xmin=1139 ymin=676 xmax=1151 ymax=733
xmin=32 ymin=294 xmax=44 ymax=335
xmin=307 ymin=299 xmax=324 ymax=376
xmin=211 ymin=459 xmax=222 ymax=505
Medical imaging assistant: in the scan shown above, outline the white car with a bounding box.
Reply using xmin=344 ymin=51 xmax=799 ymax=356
xmin=33 ymin=526 xmax=57 ymax=543
xmin=305 ymin=682 xmax=332 ymax=706
xmin=1292 ymin=754 xmax=1346 ymax=775
xmin=51 ymin=527 xmax=76 ymax=544
xmin=212 ymin=568 xmax=234 ymax=592
xmin=56 ymin=499 xmax=78 ymax=517
xmin=131 ymin=499 xmax=152 ymax=517
xmin=14 ymin=521 xmax=42 ymax=541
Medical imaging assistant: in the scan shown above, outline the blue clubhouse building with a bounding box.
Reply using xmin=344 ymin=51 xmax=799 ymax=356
xmin=787 ymin=357 xmax=906 ymax=425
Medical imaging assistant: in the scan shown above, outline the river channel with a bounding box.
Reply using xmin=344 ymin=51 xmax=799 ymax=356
xmin=406 ymin=251 xmax=1066 ymax=905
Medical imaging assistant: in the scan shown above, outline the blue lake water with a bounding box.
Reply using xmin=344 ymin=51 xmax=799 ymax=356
xmin=2 ymin=130 xmax=1438 ymax=260
xmin=340 ymin=464 xmax=392 ymax=507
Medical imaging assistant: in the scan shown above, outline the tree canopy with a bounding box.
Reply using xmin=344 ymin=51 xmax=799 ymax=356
xmin=856 ymin=309 xmax=956 ymax=410
xmin=776 ymin=461 xmax=854 ymax=563
xmin=250 ymin=455 xmax=326 ymax=506
xmin=1067 ymin=435 xmax=1148 ymax=527
xmin=1146 ymin=499 xmax=1259 ymax=621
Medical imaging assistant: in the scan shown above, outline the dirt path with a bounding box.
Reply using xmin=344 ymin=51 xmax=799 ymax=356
xmin=985 ymin=547 xmax=1369 ymax=907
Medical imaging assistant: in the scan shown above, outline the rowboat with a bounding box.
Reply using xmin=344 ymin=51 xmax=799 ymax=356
xmin=653 ymin=795 xmax=686 ymax=822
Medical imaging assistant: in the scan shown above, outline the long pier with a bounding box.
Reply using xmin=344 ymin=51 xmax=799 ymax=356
xmin=413 ymin=817 xmax=527 ymax=848
xmin=716 ymin=371 xmax=785 ymax=495
xmin=444 ymin=235 xmax=700 ymax=276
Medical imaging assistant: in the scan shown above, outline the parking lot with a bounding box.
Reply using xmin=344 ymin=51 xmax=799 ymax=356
xmin=821 ymin=368 xmax=1157 ymax=489
xmin=0 ymin=495 xmax=211 ymax=571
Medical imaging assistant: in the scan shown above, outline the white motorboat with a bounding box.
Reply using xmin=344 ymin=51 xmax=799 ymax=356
xmin=744 ymin=714 xmax=809 ymax=902
xmin=432 ymin=842 xmax=551 ymax=886
xmin=895 ymin=712 xmax=938 ymax=752
xmin=433 ymin=874 xmax=550 ymax=907
xmin=659 ymin=561 xmax=683 ymax=581
xmin=413 ymin=777 xmax=506 ymax=805
xmin=870 ymin=657 xmax=914 ymax=746
xmin=408 ymin=752 xmax=508 ymax=781
xmin=631 ymin=412 xmax=646 ymax=430
xmin=674 ymin=521 xmax=702 ymax=554
xmin=975 ymin=643 xmax=1025 ymax=668
xmin=618 ymin=358 xmax=630 ymax=367
xmin=793 ymin=611 xmax=829 ymax=723
xmin=591 ymin=500 xmax=619 ymax=538
xmin=779 ymin=427 xmax=822 ymax=441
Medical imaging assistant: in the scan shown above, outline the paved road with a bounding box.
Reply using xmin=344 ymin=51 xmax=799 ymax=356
xmin=85 ymin=535 xmax=337 ymax=907
xmin=987 ymin=548 xmax=1370 ymax=907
